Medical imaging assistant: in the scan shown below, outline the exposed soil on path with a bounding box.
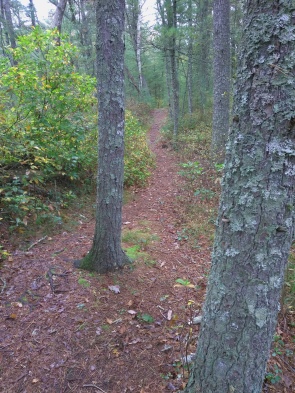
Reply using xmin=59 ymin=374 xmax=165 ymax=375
xmin=0 ymin=109 xmax=210 ymax=393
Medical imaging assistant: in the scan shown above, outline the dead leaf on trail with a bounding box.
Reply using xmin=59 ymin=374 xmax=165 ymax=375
xmin=127 ymin=299 xmax=133 ymax=306
xmin=106 ymin=318 xmax=113 ymax=324
xmin=167 ymin=309 xmax=172 ymax=320
xmin=96 ymin=327 xmax=102 ymax=335
xmin=128 ymin=310 xmax=137 ymax=315
xmin=128 ymin=338 xmax=141 ymax=345
xmin=32 ymin=378 xmax=39 ymax=383
xmin=8 ymin=313 xmax=17 ymax=320
xmin=108 ymin=285 xmax=120 ymax=294
xmin=11 ymin=302 xmax=23 ymax=308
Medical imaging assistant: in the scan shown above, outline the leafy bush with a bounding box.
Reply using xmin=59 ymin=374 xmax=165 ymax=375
xmin=0 ymin=28 xmax=154 ymax=230
xmin=0 ymin=27 xmax=97 ymax=228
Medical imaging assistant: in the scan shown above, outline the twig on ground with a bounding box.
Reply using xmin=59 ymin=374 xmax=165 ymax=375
xmin=15 ymin=372 xmax=27 ymax=382
xmin=83 ymin=384 xmax=107 ymax=393
xmin=0 ymin=277 xmax=6 ymax=293
xmin=27 ymin=236 xmax=47 ymax=250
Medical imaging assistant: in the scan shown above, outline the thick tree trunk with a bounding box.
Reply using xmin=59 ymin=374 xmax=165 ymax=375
xmin=78 ymin=0 xmax=129 ymax=274
xmin=211 ymin=0 xmax=230 ymax=158
xmin=184 ymin=1 xmax=295 ymax=392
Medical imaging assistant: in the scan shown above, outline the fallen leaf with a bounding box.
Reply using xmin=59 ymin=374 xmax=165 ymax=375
xmin=106 ymin=318 xmax=113 ymax=324
xmin=11 ymin=302 xmax=23 ymax=308
xmin=8 ymin=313 xmax=17 ymax=320
xmin=167 ymin=309 xmax=172 ymax=320
xmin=96 ymin=327 xmax=102 ymax=335
xmin=128 ymin=310 xmax=137 ymax=315
xmin=32 ymin=378 xmax=39 ymax=383
xmin=108 ymin=285 xmax=120 ymax=294
xmin=128 ymin=338 xmax=141 ymax=345
xmin=127 ymin=299 xmax=133 ymax=306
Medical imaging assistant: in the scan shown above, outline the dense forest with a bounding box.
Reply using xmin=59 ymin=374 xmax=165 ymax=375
xmin=0 ymin=1 xmax=294 ymax=392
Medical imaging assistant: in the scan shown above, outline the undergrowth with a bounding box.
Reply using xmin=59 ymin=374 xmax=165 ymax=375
xmin=161 ymin=111 xmax=220 ymax=246
xmin=0 ymin=29 xmax=154 ymax=235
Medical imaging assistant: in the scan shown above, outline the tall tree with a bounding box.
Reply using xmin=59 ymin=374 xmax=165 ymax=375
xmin=76 ymin=0 xmax=129 ymax=273
xmin=28 ymin=0 xmax=36 ymax=27
xmin=0 ymin=0 xmax=16 ymax=48
xmin=211 ymin=0 xmax=230 ymax=158
xmin=126 ymin=0 xmax=144 ymax=92
xmin=156 ymin=0 xmax=179 ymax=141
xmin=197 ymin=0 xmax=212 ymax=118
xmin=52 ymin=0 xmax=67 ymax=33
xmin=184 ymin=0 xmax=295 ymax=392
xmin=186 ymin=0 xmax=193 ymax=115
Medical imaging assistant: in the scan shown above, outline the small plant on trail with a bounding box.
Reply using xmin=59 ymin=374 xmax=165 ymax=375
xmin=174 ymin=278 xmax=195 ymax=288
xmin=137 ymin=313 xmax=154 ymax=324
xmin=78 ymin=278 xmax=91 ymax=288
xmin=178 ymin=161 xmax=203 ymax=183
xmin=265 ymin=364 xmax=282 ymax=385
xmin=124 ymin=245 xmax=142 ymax=261
xmin=194 ymin=188 xmax=216 ymax=200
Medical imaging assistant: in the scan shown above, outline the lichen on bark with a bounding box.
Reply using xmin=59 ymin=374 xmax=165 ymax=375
xmin=184 ymin=1 xmax=295 ymax=392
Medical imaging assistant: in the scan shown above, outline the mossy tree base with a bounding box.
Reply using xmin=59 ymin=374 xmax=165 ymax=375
xmin=74 ymin=248 xmax=131 ymax=274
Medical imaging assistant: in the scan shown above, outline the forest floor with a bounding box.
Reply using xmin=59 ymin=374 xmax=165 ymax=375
xmin=0 ymin=109 xmax=294 ymax=393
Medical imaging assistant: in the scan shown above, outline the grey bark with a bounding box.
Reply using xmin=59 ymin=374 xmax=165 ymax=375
xmin=28 ymin=0 xmax=36 ymax=27
xmin=156 ymin=0 xmax=179 ymax=141
xmin=1 ymin=0 xmax=16 ymax=49
xmin=170 ymin=0 xmax=179 ymax=141
xmin=184 ymin=1 xmax=295 ymax=392
xmin=197 ymin=0 xmax=211 ymax=118
xmin=211 ymin=0 xmax=230 ymax=158
xmin=79 ymin=0 xmax=95 ymax=75
xmin=78 ymin=0 xmax=129 ymax=274
xmin=126 ymin=0 xmax=144 ymax=91
xmin=187 ymin=0 xmax=193 ymax=115
xmin=52 ymin=0 xmax=67 ymax=33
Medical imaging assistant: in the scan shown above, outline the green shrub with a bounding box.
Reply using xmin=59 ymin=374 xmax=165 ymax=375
xmin=0 ymin=28 xmax=154 ymax=230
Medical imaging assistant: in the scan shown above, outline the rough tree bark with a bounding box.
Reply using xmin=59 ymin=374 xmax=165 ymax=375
xmin=211 ymin=0 xmax=230 ymax=159
xmin=77 ymin=0 xmax=129 ymax=274
xmin=184 ymin=1 xmax=295 ymax=392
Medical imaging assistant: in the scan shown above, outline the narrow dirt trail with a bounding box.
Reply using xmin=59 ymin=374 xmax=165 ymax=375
xmin=0 ymin=110 xmax=211 ymax=393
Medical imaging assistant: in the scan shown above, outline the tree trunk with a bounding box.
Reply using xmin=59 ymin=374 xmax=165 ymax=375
xmin=77 ymin=0 xmax=129 ymax=274
xmin=28 ymin=0 xmax=36 ymax=27
xmin=211 ymin=0 xmax=230 ymax=159
xmin=1 ymin=0 xmax=16 ymax=49
xmin=170 ymin=0 xmax=179 ymax=141
xmin=197 ymin=0 xmax=211 ymax=119
xmin=126 ymin=0 xmax=144 ymax=92
xmin=53 ymin=0 xmax=67 ymax=33
xmin=187 ymin=0 xmax=193 ymax=115
xmin=184 ymin=1 xmax=295 ymax=392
